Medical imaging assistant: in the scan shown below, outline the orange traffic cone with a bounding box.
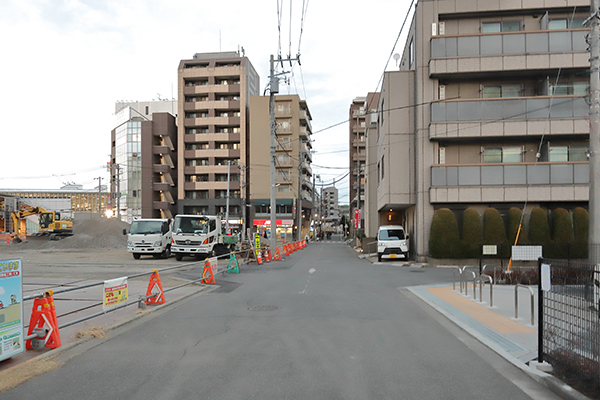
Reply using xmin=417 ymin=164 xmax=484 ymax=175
xmin=257 ymin=249 xmax=263 ymax=265
xmin=26 ymin=297 xmax=61 ymax=350
xmin=201 ymin=259 xmax=216 ymax=284
xmin=274 ymin=247 xmax=282 ymax=261
xmin=266 ymin=249 xmax=272 ymax=262
xmin=146 ymin=270 xmax=166 ymax=305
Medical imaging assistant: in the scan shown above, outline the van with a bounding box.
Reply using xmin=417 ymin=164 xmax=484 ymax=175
xmin=377 ymin=225 xmax=409 ymax=262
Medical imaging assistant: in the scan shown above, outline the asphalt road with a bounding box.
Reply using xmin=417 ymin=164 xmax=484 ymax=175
xmin=3 ymin=242 xmax=562 ymax=399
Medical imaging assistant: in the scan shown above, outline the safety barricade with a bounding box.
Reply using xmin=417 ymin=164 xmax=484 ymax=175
xmin=26 ymin=295 xmax=61 ymax=350
xmin=201 ymin=258 xmax=216 ymax=285
xmin=266 ymin=249 xmax=272 ymax=263
xmin=145 ymin=269 xmax=166 ymax=305
xmin=227 ymin=252 xmax=240 ymax=273
xmin=274 ymin=247 xmax=282 ymax=261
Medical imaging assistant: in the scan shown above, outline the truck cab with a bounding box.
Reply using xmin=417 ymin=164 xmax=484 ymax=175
xmin=123 ymin=218 xmax=172 ymax=259
xmin=377 ymin=225 xmax=409 ymax=262
xmin=171 ymin=215 xmax=230 ymax=261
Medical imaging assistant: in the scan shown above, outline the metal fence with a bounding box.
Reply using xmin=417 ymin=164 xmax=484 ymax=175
xmin=538 ymin=258 xmax=600 ymax=395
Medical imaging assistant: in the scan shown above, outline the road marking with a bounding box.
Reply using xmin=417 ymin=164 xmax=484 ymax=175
xmin=428 ymin=286 xmax=536 ymax=334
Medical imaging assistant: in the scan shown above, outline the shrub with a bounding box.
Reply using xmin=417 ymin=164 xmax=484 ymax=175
xmin=507 ymin=207 xmax=528 ymax=246
xmin=528 ymin=207 xmax=551 ymax=246
xmin=572 ymin=207 xmax=589 ymax=258
xmin=462 ymin=208 xmax=482 ymax=258
xmin=483 ymin=208 xmax=507 ymax=256
xmin=429 ymin=208 xmax=461 ymax=258
xmin=549 ymin=208 xmax=574 ymax=258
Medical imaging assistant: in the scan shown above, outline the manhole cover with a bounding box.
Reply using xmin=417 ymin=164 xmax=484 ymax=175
xmin=248 ymin=305 xmax=281 ymax=312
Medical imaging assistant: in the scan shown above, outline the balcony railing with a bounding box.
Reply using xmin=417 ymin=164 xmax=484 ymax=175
xmin=430 ymin=29 xmax=587 ymax=59
xmin=431 ymin=162 xmax=588 ymax=187
xmin=430 ymin=95 xmax=587 ymax=123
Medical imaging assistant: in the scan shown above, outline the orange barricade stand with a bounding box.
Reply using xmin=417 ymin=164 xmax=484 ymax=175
xmin=26 ymin=296 xmax=61 ymax=350
xmin=283 ymin=245 xmax=289 ymax=257
xmin=201 ymin=259 xmax=216 ymax=284
xmin=45 ymin=291 xmax=61 ymax=349
xmin=274 ymin=247 xmax=282 ymax=261
xmin=145 ymin=270 xmax=166 ymax=305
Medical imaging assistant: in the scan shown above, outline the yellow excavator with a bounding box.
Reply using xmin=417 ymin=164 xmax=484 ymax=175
xmin=10 ymin=203 xmax=73 ymax=239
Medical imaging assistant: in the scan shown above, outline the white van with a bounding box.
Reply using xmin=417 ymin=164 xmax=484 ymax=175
xmin=123 ymin=218 xmax=172 ymax=259
xmin=377 ymin=225 xmax=409 ymax=262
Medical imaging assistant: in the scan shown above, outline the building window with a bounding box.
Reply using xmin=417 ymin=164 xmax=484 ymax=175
xmin=277 ymin=154 xmax=291 ymax=164
xmin=549 ymin=82 xmax=588 ymax=96
xmin=145 ymin=106 xmax=149 ymax=115
xmin=409 ymin=38 xmax=414 ymax=68
xmin=482 ymin=147 xmax=522 ymax=163
xmin=482 ymin=84 xmax=521 ymax=98
xmin=549 ymin=145 xmax=588 ymax=162
xmin=278 ymin=185 xmax=292 ymax=193
xmin=482 ymin=21 xmax=520 ymax=33
xmin=185 ymin=190 xmax=208 ymax=200
xmin=548 ymin=18 xmax=585 ymax=30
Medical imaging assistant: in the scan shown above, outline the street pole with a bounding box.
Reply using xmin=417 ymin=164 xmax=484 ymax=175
xmin=225 ymin=160 xmax=231 ymax=233
xmin=240 ymin=165 xmax=246 ymax=241
xmin=94 ymin=177 xmax=102 ymax=215
xmin=269 ymin=55 xmax=278 ymax=251
xmin=588 ymin=1 xmax=600 ymax=261
xmin=297 ymin=151 xmax=303 ymax=241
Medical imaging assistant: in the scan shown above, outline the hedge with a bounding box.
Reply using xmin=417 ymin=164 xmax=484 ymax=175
xmin=462 ymin=208 xmax=482 ymax=258
xmin=429 ymin=208 xmax=461 ymax=258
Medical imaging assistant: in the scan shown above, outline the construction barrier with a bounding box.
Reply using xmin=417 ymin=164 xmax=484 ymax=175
xmin=227 ymin=252 xmax=240 ymax=273
xmin=266 ymin=249 xmax=272 ymax=263
xmin=302 ymin=239 xmax=306 ymax=248
xmin=26 ymin=296 xmax=61 ymax=350
xmin=201 ymin=259 xmax=216 ymax=285
xmin=274 ymin=247 xmax=282 ymax=261
xmin=145 ymin=270 xmax=166 ymax=305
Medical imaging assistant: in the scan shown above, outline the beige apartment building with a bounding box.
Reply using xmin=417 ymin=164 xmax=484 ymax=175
xmin=349 ymin=97 xmax=367 ymax=233
xmin=248 ymin=94 xmax=314 ymax=241
xmin=177 ymin=51 xmax=259 ymax=232
xmin=373 ymin=0 xmax=590 ymax=261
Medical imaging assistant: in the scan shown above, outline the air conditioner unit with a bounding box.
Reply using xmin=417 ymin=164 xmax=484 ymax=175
xmin=432 ymin=23 xmax=437 ymax=37
xmin=369 ymin=110 xmax=378 ymax=126
xmin=439 ymin=22 xmax=445 ymax=35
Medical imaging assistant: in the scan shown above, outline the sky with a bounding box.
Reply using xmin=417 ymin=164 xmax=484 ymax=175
xmin=0 ymin=0 xmax=414 ymax=205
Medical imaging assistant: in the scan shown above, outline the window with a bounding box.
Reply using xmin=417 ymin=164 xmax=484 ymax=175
xmin=482 ymin=21 xmax=520 ymax=33
xmin=482 ymin=84 xmax=521 ymax=98
xmin=278 ymin=185 xmax=291 ymax=193
xmin=549 ymin=145 xmax=588 ymax=161
xmin=145 ymin=106 xmax=149 ymax=115
xmin=277 ymin=170 xmax=290 ymax=180
xmin=549 ymin=82 xmax=588 ymax=96
xmin=548 ymin=18 xmax=585 ymax=30
xmin=482 ymin=147 xmax=522 ymax=163
xmin=277 ymin=154 xmax=291 ymax=164
xmin=409 ymin=38 xmax=414 ymax=67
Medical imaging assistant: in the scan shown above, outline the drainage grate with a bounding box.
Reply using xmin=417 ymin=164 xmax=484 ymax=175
xmin=248 ymin=305 xmax=281 ymax=312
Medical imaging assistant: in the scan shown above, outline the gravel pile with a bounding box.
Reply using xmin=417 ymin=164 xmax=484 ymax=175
xmin=15 ymin=216 xmax=130 ymax=250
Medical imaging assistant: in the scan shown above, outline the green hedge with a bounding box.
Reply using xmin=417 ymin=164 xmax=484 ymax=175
xmin=528 ymin=207 xmax=551 ymax=246
xmin=507 ymin=207 xmax=527 ymax=246
xmin=429 ymin=208 xmax=461 ymax=258
xmin=572 ymin=207 xmax=589 ymax=258
xmin=462 ymin=208 xmax=482 ymax=258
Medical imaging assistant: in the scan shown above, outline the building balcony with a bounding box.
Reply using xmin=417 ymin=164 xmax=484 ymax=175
xmin=429 ymin=29 xmax=588 ymax=78
xmin=152 ymin=182 xmax=172 ymax=192
xmin=153 ymin=146 xmax=172 ymax=155
xmin=430 ymin=162 xmax=588 ymax=203
xmin=184 ymin=165 xmax=230 ymax=175
xmin=153 ymin=201 xmax=170 ymax=210
xmin=183 ymin=100 xmax=239 ymax=112
xmin=352 ymin=138 xmax=366 ymax=147
xmin=352 ymin=153 xmax=366 ymax=162
xmin=153 ymin=164 xmax=174 ymax=173
xmin=184 ymin=149 xmax=240 ymax=159
xmin=183 ymin=132 xmax=241 ymax=142
xmin=430 ymin=95 xmax=588 ymax=139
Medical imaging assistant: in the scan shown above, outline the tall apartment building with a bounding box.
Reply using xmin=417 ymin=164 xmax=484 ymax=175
xmin=322 ymin=186 xmax=340 ymax=234
xmin=373 ymin=0 xmax=590 ymax=261
xmin=110 ymin=101 xmax=178 ymax=222
xmin=349 ymin=97 xmax=367 ymax=233
xmin=177 ymin=51 xmax=259 ymax=232
xmin=362 ymin=92 xmax=380 ymax=238
xmin=249 ymin=94 xmax=314 ymax=241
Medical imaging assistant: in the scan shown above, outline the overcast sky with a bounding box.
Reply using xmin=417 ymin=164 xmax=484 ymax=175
xmin=0 ymin=0 xmax=414 ymax=204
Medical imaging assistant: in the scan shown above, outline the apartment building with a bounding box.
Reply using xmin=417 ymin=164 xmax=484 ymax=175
xmin=248 ymin=94 xmax=314 ymax=241
xmin=177 ymin=51 xmax=259 ymax=232
xmin=110 ymin=101 xmax=178 ymax=222
xmin=322 ymin=186 xmax=340 ymax=234
xmin=374 ymin=0 xmax=590 ymax=261
xmin=363 ymin=92 xmax=381 ymax=238
xmin=349 ymin=97 xmax=367 ymax=234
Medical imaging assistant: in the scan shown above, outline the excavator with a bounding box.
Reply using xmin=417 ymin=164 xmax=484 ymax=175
xmin=10 ymin=203 xmax=73 ymax=240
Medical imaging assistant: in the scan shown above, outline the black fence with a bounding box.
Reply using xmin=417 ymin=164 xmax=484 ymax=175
xmin=538 ymin=258 xmax=600 ymax=395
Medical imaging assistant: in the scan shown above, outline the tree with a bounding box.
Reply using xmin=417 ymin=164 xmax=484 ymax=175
xmin=462 ymin=208 xmax=482 ymax=258
xmin=429 ymin=208 xmax=461 ymax=258
xmin=507 ymin=207 xmax=527 ymax=246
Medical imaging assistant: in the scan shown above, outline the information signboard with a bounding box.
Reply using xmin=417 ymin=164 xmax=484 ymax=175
xmin=0 ymin=259 xmax=24 ymax=362
xmin=103 ymin=277 xmax=128 ymax=311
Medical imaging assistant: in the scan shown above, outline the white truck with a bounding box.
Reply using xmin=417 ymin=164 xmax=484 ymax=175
xmin=171 ymin=215 xmax=237 ymax=261
xmin=377 ymin=225 xmax=410 ymax=262
xmin=123 ymin=218 xmax=172 ymax=259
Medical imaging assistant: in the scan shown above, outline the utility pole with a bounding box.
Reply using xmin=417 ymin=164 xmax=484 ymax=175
xmin=269 ymin=55 xmax=278 ymax=251
xmin=240 ymin=165 xmax=247 ymax=241
xmin=94 ymin=177 xmax=102 ymax=215
xmin=297 ymin=151 xmax=304 ymax=241
xmin=225 ymin=160 xmax=231 ymax=233
xmin=588 ymin=1 xmax=600 ymax=261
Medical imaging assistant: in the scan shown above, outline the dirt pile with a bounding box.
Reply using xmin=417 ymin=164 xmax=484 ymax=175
xmin=15 ymin=216 xmax=130 ymax=250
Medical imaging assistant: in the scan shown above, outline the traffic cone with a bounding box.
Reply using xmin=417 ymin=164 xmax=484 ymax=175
xmin=266 ymin=249 xmax=272 ymax=262
xmin=303 ymin=239 xmax=307 ymax=248
xmin=227 ymin=252 xmax=239 ymax=273
xmin=44 ymin=292 xmax=61 ymax=349
xmin=145 ymin=270 xmax=166 ymax=305
xmin=283 ymin=245 xmax=289 ymax=257
xmin=26 ymin=297 xmax=61 ymax=350
xmin=201 ymin=259 xmax=216 ymax=284
xmin=257 ymin=249 xmax=263 ymax=265
xmin=274 ymin=247 xmax=281 ymax=261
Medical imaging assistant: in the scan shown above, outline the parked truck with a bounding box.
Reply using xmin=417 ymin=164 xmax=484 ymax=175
xmin=123 ymin=218 xmax=172 ymax=259
xmin=170 ymin=215 xmax=237 ymax=261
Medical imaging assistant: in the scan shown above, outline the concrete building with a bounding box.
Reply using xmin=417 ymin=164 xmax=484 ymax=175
xmin=363 ymin=92 xmax=381 ymax=238
xmin=349 ymin=97 xmax=367 ymax=234
xmin=248 ymin=94 xmax=314 ymax=241
xmin=110 ymin=101 xmax=178 ymax=222
xmin=373 ymin=0 xmax=590 ymax=261
xmin=177 ymin=51 xmax=259 ymax=233
xmin=322 ymin=186 xmax=340 ymax=234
